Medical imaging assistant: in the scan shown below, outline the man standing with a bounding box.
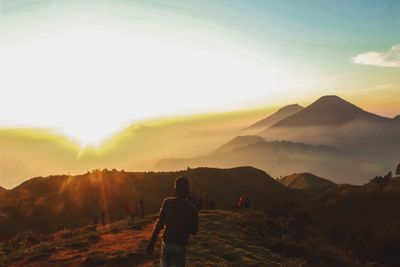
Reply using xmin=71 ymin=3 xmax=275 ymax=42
xmin=139 ymin=200 xmax=145 ymax=218
xmin=146 ymin=176 xmax=199 ymax=267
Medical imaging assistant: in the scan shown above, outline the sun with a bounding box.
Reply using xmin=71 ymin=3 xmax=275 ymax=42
xmin=0 ymin=27 xmax=295 ymax=146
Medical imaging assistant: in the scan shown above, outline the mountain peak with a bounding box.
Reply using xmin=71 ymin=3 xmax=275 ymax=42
xmin=313 ymin=95 xmax=359 ymax=108
xmin=279 ymin=172 xmax=336 ymax=191
xmin=245 ymin=104 xmax=303 ymax=130
xmin=278 ymin=103 xmax=303 ymax=112
xmin=270 ymin=95 xmax=388 ymax=128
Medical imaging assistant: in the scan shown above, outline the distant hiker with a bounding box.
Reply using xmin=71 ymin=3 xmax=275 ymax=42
xmin=94 ymin=214 xmax=99 ymax=225
xmin=237 ymin=195 xmax=245 ymax=210
xmin=146 ymin=176 xmax=199 ymax=267
xmin=124 ymin=203 xmax=132 ymax=223
xmin=139 ymin=200 xmax=145 ymax=218
xmin=203 ymin=193 xmax=209 ymax=209
xmin=100 ymin=211 xmax=106 ymax=226
xmin=132 ymin=202 xmax=139 ymax=219
xmin=187 ymin=192 xmax=197 ymax=207
xmin=208 ymin=200 xmax=216 ymax=209
xmin=244 ymin=197 xmax=251 ymax=209
xmin=197 ymin=196 xmax=203 ymax=210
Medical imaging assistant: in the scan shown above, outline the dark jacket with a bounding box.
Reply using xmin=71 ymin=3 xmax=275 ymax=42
xmin=150 ymin=197 xmax=198 ymax=246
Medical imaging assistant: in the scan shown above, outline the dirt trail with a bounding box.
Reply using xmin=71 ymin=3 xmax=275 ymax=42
xmin=10 ymin=222 xmax=158 ymax=267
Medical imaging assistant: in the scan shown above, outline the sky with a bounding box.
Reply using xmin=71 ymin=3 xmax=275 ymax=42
xmin=0 ymin=0 xmax=399 ymax=145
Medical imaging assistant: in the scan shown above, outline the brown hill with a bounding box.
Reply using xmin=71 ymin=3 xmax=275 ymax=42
xmin=0 ymin=186 xmax=7 ymax=196
xmin=279 ymin=172 xmax=336 ymax=192
xmin=303 ymin=177 xmax=400 ymax=266
xmin=245 ymin=104 xmax=303 ymax=129
xmin=0 ymin=167 xmax=298 ymax=240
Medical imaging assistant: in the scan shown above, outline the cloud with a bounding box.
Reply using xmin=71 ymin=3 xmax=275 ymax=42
xmin=351 ymin=45 xmax=400 ymax=67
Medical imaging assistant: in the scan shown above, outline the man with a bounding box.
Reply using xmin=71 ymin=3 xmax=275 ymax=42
xmin=139 ymin=200 xmax=145 ymax=218
xmin=146 ymin=176 xmax=199 ymax=267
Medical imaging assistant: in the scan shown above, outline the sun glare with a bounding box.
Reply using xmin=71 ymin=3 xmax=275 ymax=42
xmin=0 ymin=27 xmax=298 ymax=145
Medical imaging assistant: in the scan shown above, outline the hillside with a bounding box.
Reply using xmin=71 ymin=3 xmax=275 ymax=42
xmin=302 ymin=177 xmax=400 ymax=266
xmin=279 ymin=173 xmax=336 ymax=192
xmin=0 ymin=186 xmax=7 ymax=196
xmin=0 ymin=210 xmax=363 ymax=267
xmin=0 ymin=167 xmax=298 ymax=240
xmin=245 ymin=104 xmax=303 ymax=130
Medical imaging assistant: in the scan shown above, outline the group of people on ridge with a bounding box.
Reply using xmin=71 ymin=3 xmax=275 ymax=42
xmin=187 ymin=192 xmax=216 ymax=210
xmin=124 ymin=200 xmax=145 ymax=223
xmin=236 ymin=194 xmax=251 ymax=210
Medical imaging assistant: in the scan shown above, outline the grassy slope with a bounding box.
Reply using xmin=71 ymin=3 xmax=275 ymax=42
xmin=0 ymin=210 xmax=305 ymax=267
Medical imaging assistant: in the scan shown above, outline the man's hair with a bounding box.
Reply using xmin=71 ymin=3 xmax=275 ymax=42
xmin=175 ymin=176 xmax=190 ymax=199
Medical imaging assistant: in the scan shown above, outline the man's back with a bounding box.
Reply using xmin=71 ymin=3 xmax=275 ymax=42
xmin=146 ymin=176 xmax=199 ymax=266
xmin=159 ymin=197 xmax=198 ymax=246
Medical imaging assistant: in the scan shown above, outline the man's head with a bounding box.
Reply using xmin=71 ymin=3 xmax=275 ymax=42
xmin=175 ymin=176 xmax=190 ymax=199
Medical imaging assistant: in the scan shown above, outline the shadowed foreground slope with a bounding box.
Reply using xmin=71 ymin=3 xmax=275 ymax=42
xmin=0 ymin=210 xmax=344 ymax=267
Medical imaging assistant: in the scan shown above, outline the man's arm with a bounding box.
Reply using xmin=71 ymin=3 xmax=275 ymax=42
xmin=146 ymin=199 xmax=167 ymax=254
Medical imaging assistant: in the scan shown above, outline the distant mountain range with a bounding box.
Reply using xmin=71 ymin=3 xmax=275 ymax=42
xmin=156 ymin=137 xmax=361 ymax=184
xmin=0 ymin=95 xmax=398 ymax=187
xmin=260 ymin=95 xmax=400 ymax=152
xmin=157 ymin=95 xmax=400 ymax=184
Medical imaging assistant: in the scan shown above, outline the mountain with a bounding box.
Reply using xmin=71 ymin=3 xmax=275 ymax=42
xmin=0 ymin=186 xmax=7 ymax=196
xmin=0 ymin=167 xmax=298 ymax=240
xmin=259 ymin=96 xmax=400 ymax=171
xmin=271 ymin=95 xmax=391 ymax=128
xmin=245 ymin=104 xmax=303 ymax=129
xmin=215 ymin=135 xmax=264 ymax=153
xmin=279 ymin=172 xmax=336 ymax=192
xmin=156 ymin=138 xmax=365 ymax=184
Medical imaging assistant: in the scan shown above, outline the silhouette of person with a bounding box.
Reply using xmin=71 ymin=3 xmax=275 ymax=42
xmin=100 ymin=211 xmax=106 ymax=226
xmin=203 ymin=193 xmax=209 ymax=209
xmin=197 ymin=196 xmax=203 ymax=210
xmin=187 ymin=192 xmax=197 ymax=207
xmin=146 ymin=176 xmax=199 ymax=267
xmin=133 ymin=202 xmax=139 ymax=219
xmin=93 ymin=215 xmax=99 ymax=225
xmin=139 ymin=200 xmax=145 ymax=218
xmin=244 ymin=197 xmax=251 ymax=209
xmin=124 ymin=203 xmax=132 ymax=223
